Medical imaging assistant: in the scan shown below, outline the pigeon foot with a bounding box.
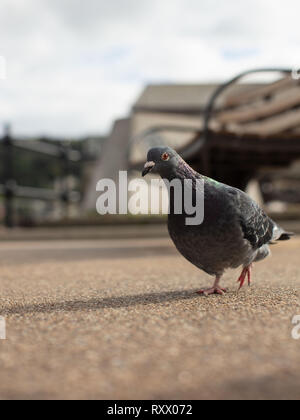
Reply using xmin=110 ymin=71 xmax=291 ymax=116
xmin=237 ymin=264 xmax=252 ymax=290
xmin=197 ymin=276 xmax=226 ymax=296
xmin=196 ymin=287 xmax=227 ymax=296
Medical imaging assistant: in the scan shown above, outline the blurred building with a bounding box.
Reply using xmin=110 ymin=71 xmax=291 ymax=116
xmin=83 ymin=82 xmax=264 ymax=210
xmin=84 ymin=74 xmax=300 ymax=217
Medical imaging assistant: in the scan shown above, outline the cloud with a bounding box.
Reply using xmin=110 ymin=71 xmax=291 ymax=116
xmin=0 ymin=0 xmax=300 ymax=136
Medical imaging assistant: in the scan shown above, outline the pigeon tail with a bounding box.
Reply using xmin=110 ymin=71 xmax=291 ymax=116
xmin=277 ymin=232 xmax=295 ymax=241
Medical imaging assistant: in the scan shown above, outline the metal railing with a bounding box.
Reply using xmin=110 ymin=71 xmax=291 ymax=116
xmin=128 ymin=68 xmax=293 ymax=168
xmin=0 ymin=125 xmax=82 ymax=228
xmin=202 ymin=67 xmax=292 ymax=145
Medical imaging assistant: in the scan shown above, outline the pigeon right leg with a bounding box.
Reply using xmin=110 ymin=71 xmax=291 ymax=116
xmin=196 ymin=276 xmax=227 ymax=296
xmin=237 ymin=264 xmax=252 ymax=290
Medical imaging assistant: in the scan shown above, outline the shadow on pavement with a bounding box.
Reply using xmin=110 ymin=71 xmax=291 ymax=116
xmin=2 ymin=289 xmax=198 ymax=315
xmin=0 ymin=244 xmax=177 ymax=265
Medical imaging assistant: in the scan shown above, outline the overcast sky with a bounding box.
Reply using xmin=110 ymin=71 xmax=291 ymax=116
xmin=0 ymin=0 xmax=300 ymax=137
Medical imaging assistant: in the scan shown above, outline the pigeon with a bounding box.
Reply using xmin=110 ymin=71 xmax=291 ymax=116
xmin=142 ymin=146 xmax=294 ymax=295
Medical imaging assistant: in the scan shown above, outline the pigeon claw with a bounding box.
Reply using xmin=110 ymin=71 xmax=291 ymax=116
xmin=237 ymin=265 xmax=252 ymax=290
xmin=196 ymin=287 xmax=227 ymax=296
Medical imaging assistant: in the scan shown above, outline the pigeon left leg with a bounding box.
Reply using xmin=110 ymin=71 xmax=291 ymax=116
xmin=197 ymin=276 xmax=227 ymax=296
xmin=237 ymin=264 xmax=252 ymax=290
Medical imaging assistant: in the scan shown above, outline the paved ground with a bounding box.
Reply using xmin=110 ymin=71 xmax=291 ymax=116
xmin=0 ymin=235 xmax=299 ymax=400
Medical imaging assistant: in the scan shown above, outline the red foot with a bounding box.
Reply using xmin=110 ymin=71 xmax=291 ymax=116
xmin=237 ymin=265 xmax=252 ymax=290
xmin=196 ymin=287 xmax=227 ymax=296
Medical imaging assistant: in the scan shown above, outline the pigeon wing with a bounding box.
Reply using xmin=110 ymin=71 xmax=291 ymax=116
xmin=232 ymin=188 xmax=275 ymax=250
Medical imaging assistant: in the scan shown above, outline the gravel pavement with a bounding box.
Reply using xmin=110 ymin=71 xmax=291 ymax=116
xmin=0 ymin=235 xmax=299 ymax=400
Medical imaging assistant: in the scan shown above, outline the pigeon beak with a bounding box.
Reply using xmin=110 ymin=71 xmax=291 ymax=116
xmin=142 ymin=161 xmax=155 ymax=177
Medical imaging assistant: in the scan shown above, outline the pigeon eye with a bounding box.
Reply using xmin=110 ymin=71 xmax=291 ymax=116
xmin=161 ymin=152 xmax=170 ymax=161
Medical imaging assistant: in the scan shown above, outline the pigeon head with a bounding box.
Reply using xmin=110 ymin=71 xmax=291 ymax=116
xmin=142 ymin=146 xmax=180 ymax=178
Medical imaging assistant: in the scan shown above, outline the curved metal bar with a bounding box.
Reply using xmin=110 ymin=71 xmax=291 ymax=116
xmin=202 ymin=67 xmax=292 ymax=145
xmin=128 ymin=68 xmax=293 ymax=167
